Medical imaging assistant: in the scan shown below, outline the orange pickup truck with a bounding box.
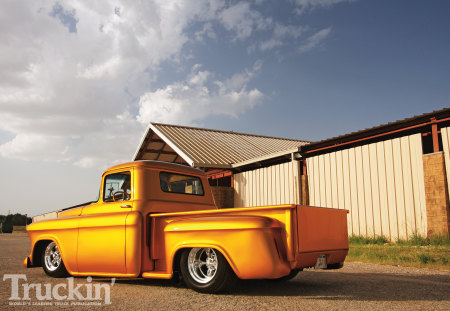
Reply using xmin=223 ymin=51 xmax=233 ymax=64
xmin=25 ymin=160 xmax=348 ymax=293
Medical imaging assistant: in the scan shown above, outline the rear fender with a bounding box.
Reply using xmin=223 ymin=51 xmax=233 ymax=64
xmin=157 ymin=215 xmax=291 ymax=279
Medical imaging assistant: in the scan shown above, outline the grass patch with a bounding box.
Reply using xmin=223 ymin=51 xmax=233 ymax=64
xmin=347 ymin=235 xmax=450 ymax=270
xmin=396 ymin=234 xmax=450 ymax=246
xmin=417 ymin=253 xmax=433 ymax=264
xmin=349 ymin=235 xmax=389 ymax=245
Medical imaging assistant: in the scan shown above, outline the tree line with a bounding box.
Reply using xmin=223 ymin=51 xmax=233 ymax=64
xmin=1 ymin=213 xmax=32 ymax=233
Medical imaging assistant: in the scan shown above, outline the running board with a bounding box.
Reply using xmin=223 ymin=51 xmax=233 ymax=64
xmin=142 ymin=272 xmax=172 ymax=279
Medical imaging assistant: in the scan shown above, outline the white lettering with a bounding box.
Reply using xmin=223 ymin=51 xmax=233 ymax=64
xmin=85 ymin=276 xmax=93 ymax=300
xmin=94 ymin=281 xmax=113 ymax=305
xmin=22 ymin=283 xmax=37 ymax=300
xmin=52 ymin=283 xmax=67 ymax=300
xmin=67 ymin=277 xmax=85 ymax=300
xmin=3 ymin=274 xmax=27 ymax=300
xmin=36 ymin=284 xmax=53 ymax=300
xmin=3 ymin=274 xmax=114 ymax=304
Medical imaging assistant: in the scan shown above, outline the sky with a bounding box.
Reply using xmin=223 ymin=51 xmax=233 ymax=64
xmin=0 ymin=0 xmax=449 ymax=216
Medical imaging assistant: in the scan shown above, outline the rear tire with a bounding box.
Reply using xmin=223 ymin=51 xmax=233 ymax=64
xmin=180 ymin=248 xmax=237 ymax=293
xmin=42 ymin=241 xmax=69 ymax=278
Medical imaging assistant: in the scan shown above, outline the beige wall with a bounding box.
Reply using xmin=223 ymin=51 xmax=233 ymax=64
xmin=234 ymin=160 xmax=300 ymax=208
xmin=306 ymin=134 xmax=427 ymax=240
xmin=440 ymin=126 xmax=450 ymax=199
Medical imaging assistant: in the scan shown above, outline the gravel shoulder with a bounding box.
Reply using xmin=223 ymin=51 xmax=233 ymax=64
xmin=1 ymin=233 xmax=449 ymax=311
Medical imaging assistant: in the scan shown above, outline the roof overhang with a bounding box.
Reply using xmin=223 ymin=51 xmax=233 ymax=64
xmin=133 ymin=123 xmax=195 ymax=166
xmin=134 ymin=122 xmax=309 ymax=170
xmin=232 ymin=147 xmax=301 ymax=169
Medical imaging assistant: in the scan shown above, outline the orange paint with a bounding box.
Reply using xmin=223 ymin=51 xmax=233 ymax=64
xmin=25 ymin=161 xmax=348 ymax=280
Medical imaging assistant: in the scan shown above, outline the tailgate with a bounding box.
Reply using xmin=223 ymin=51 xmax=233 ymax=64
xmin=296 ymin=206 xmax=348 ymax=253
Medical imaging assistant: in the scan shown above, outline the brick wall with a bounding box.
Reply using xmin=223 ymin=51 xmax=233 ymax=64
xmin=211 ymin=186 xmax=234 ymax=209
xmin=423 ymin=152 xmax=450 ymax=236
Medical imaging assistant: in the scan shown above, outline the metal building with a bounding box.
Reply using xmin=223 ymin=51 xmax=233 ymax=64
xmin=135 ymin=109 xmax=450 ymax=240
xmin=299 ymin=109 xmax=450 ymax=239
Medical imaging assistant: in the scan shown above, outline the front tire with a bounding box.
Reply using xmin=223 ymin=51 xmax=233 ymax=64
xmin=42 ymin=241 xmax=69 ymax=278
xmin=180 ymin=248 xmax=237 ymax=293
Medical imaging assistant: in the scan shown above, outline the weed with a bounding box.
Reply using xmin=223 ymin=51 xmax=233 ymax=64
xmin=418 ymin=253 xmax=431 ymax=264
xmin=371 ymin=253 xmax=388 ymax=260
xmin=350 ymin=234 xmax=450 ymax=246
xmin=373 ymin=236 xmax=390 ymax=244
xmin=348 ymin=235 xmax=389 ymax=245
xmin=347 ymin=242 xmax=448 ymax=270
xmin=398 ymin=255 xmax=412 ymax=262
xmin=408 ymin=235 xmax=429 ymax=246
xmin=349 ymin=248 xmax=363 ymax=257
xmin=429 ymin=235 xmax=450 ymax=246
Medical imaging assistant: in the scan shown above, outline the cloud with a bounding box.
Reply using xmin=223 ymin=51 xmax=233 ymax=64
xmin=218 ymin=2 xmax=271 ymax=41
xmin=0 ymin=0 xmax=226 ymax=167
xmin=293 ymin=0 xmax=357 ymax=14
xmin=137 ymin=62 xmax=263 ymax=125
xmin=0 ymin=1 xmax=344 ymax=168
xmin=0 ymin=134 xmax=70 ymax=162
xmin=258 ymin=23 xmax=307 ymax=51
xmin=194 ymin=22 xmax=216 ymax=41
xmin=299 ymin=27 xmax=332 ymax=53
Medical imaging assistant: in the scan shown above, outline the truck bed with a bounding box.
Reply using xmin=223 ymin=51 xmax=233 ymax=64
xmin=147 ymin=204 xmax=348 ymax=279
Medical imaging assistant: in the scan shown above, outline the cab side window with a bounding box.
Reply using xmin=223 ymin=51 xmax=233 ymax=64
xmin=103 ymin=172 xmax=131 ymax=202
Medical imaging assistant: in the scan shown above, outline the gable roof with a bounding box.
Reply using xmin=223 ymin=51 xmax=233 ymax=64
xmin=134 ymin=123 xmax=309 ymax=169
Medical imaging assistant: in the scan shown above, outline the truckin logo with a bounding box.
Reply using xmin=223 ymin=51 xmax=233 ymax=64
xmin=3 ymin=274 xmax=115 ymax=306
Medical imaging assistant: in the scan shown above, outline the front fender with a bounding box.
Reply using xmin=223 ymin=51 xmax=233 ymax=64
xmin=26 ymin=217 xmax=79 ymax=274
xmin=156 ymin=215 xmax=291 ymax=279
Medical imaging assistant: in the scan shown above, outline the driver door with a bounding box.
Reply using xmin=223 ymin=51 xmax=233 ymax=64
xmin=77 ymin=170 xmax=133 ymax=275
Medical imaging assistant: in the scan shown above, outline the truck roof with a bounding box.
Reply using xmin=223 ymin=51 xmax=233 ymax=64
xmin=106 ymin=160 xmax=205 ymax=175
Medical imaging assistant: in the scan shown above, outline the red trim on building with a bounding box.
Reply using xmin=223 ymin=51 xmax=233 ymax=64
xmin=430 ymin=118 xmax=440 ymax=153
xmin=206 ymin=170 xmax=233 ymax=180
xmin=303 ymin=116 xmax=450 ymax=155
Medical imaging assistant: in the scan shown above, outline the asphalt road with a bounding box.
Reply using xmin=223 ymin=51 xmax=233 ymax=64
xmin=1 ymin=233 xmax=449 ymax=311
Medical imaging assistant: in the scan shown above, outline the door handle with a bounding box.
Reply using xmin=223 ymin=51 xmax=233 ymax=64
xmin=120 ymin=204 xmax=132 ymax=208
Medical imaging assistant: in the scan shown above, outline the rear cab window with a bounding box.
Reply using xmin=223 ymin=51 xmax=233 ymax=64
xmin=159 ymin=172 xmax=204 ymax=196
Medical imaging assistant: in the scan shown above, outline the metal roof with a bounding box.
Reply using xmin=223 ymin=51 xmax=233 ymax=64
xmin=134 ymin=123 xmax=309 ymax=169
xmin=301 ymin=107 xmax=450 ymax=155
xmin=231 ymin=147 xmax=300 ymax=168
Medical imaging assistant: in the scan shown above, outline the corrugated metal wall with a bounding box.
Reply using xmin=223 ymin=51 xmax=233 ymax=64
xmin=234 ymin=161 xmax=300 ymax=208
xmin=440 ymin=127 xmax=450 ymax=199
xmin=306 ymin=134 xmax=427 ymax=240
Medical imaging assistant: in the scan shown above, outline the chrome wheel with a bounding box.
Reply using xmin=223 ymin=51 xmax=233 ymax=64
xmin=44 ymin=242 xmax=61 ymax=272
xmin=187 ymin=248 xmax=218 ymax=284
xmin=181 ymin=248 xmax=237 ymax=293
